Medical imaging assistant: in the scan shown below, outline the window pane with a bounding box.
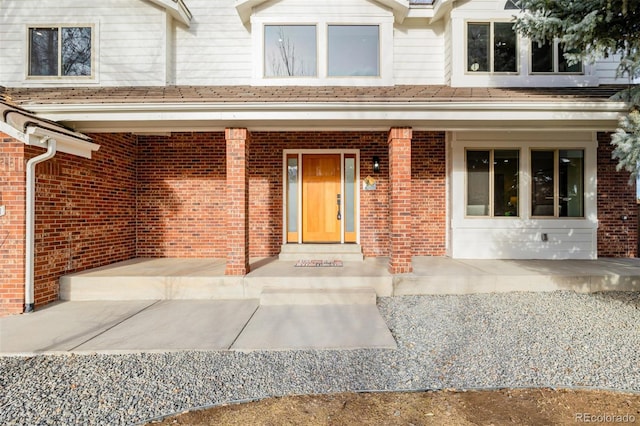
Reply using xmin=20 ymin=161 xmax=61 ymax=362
xmin=61 ymin=27 xmax=91 ymax=76
xmin=559 ymin=150 xmax=584 ymax=217
xmin=531 ymin=151 xmax=555 ymax=216
xmin=467 ymin=23 xmax=489 ymax=72
xmin=558 ymin=44 xmax=582 ymax=73
xmin=531 ymin=41 xmax=553 ymax=72
xmin=493 ymin=23 xmax=517 ymax=72
xmin=287 ymin=157 xmax=298 ymax=232
xmin=29 ymin=28 xmax=58 ymax=76
xmin=493 ymin=150 xmax=519 ymax=216
xmin=467 ymin=151 xmax=490 ymax=216
xmin=264 ymin=25 xmax=316 ymax=77
xmin=344 ymin=157 xmax=355 ymax=233
xmin=328 ymin=25 xmax=379 ymax=76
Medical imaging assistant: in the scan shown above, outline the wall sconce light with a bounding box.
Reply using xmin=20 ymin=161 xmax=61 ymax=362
xmin=372 ymin=156 xmax=380 ymax=173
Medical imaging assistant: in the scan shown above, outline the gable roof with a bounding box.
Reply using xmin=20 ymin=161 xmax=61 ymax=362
xmin=235 ymin=0 xmax=410 ymax=24
xmin=146 ymin=0 xmax=192 ymax=26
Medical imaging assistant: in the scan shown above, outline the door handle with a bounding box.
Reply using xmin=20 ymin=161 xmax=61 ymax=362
xmin=336 ymin=194 xmax=341 ymax=220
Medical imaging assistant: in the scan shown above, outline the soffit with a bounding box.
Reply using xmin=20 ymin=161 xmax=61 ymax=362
xmin=4 ymin=85 xmax=632 ymax=133
xmin=145 ymin=0 xmax=192 ymax=26
xmin=236 ymin=0 xmax=409 ymax=23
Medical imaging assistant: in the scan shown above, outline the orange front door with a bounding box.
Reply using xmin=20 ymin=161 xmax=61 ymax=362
xmin=302 ymin=154 xmax=341 ymax=242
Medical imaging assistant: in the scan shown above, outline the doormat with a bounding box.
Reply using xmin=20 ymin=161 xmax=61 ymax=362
xmin=295 ymin=260 xmax=344 ymax=267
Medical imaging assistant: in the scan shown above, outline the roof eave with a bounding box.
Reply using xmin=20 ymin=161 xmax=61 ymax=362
xmin=236 ymin=0 xmax=409 ymax=24
xmin=25 ymin=100 xmax=628 ymax=133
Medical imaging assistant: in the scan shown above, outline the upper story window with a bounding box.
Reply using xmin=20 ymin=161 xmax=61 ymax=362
xmin=263 ymin=24 xmax=380 ymax=79
xmin=264 ymin=25 xmax=317 ymax=77
xmin=328 ymin=25 xmax=379 ymax=77
xmin=466 ymin=22 xmax=517 ymax=73
xmin=531 ymin=41 xmax=583 ymax=74
xmin=28 ymin=26 xmax=92 ymax=77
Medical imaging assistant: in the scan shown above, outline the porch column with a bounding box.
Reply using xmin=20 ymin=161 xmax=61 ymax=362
xmin=388 ymin=127 xmax=413 ymax=274
xmin=225 ymin=128 xmax=250 ymax=275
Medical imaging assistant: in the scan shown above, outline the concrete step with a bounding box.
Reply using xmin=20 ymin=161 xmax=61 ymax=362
xmin=260 ymin=287 xmax=377 ymax=305
xmin=278 ymin=244 xmax=364 ymax=261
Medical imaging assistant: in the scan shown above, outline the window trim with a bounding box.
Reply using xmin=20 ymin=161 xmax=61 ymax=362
xmin=252 ymin=16 xmax=393 ymax=86
xmin=530 ymin=148 xmax=585 ymax=218
xmin=25 ymin=23 xmax=96 ymax=81
xmin=529 ymin=39 xmax=584 ymax=75
xmin=464 ymin=148 xmax=521 ymax=218
xmin=464 ymin=20 xmax=519 ymax=75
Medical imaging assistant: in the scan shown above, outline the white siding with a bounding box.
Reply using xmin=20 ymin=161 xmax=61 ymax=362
xmin=254 ymin=0 xmax=390 ymax=18
xmin=173 ymin=0 xmax=252 ymax=85
xmin=393 ymin=20 xmax=445 ymax=85
xmin=0 ymin=0 xmax=167 ymax=87
xmin=0 ymin=0 xmax=632 ymax=87
xmin=449 ymin=131 xmax=598 ymax=260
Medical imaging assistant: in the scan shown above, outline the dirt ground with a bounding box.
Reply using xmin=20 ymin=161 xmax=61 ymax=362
xmin=150 ymin=388 xmax=640 ymax=425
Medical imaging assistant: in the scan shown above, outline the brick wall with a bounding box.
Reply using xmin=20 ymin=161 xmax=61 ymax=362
xmin=137 ymin=130 xmax=448 ymax=259
xmin=597 ymin=132 xmax=638 ymax=257
xmin=137 ymin=132 xmax=227 ymax=257
xmin=249 ymin=131 xmax=392 ymax=257
xmin=412 ymin=131 xmax=447 ymax=256
xmin=31 ymin=133 xmax=137 ymax=308
xmin=0 ymin=135 xmax=26 ymax=316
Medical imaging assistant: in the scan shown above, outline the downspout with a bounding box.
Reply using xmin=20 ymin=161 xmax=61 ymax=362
xmin=24 ymin=137 xmax=57 ymax=313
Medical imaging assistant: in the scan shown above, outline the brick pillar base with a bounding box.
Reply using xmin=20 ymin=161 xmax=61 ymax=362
xmin=0 ymin=135 xmax=27 ymax=316
xmin=225 ymin=128 xmax=250 ymax=275
xmin=388 ymin=128 xmax=413 ymax=274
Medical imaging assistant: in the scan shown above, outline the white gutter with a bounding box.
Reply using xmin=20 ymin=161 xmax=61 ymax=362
xmin=24 ymin=138 xmax=57 ymax=313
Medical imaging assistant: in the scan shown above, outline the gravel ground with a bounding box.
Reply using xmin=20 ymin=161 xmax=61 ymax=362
xmin=1 ymin=291 xmax=639 ymax=425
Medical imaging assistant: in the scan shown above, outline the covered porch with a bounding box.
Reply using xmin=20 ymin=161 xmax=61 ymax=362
xmin=60 ymin=256 xmax=640 ymax=301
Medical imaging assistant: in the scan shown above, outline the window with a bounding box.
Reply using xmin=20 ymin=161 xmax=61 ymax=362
xmin=29 ymin=26 xmax=92 ymax=77
xmin=328 ymin=25 xmax=379 ymax=77
xmin=467 ymin=22 xmax=517 ymax=73
xmin=531 ymin=41 xmax=582 ymax=73
xmin=264 ymin=25 xmax=317 ymax=77
xmin=531 ymin=150 xmax=584 ymax=217
xmin=466 ymin=150 xmax=519 ymax=217
xmin=262 ymin=24 xmax=380 ymax=79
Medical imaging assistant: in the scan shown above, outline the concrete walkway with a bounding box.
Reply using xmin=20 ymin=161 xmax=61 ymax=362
xmin=0 ymin=299 xmax=396 ymax=355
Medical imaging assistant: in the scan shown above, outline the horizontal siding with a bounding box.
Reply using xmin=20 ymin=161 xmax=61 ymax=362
xmin=394 ymin=21 xmax=445 ymax=84
xmin=174 ymin=0 xmax=252 ymax=85
xmin=1 ymin=0 xmax=633 ymax=87
xmin=0 ymin=0 xmax=166 ymax=87
xmin=255 ymin=0 xmax=390 ymax=18
xmin=453 ymin=227 xmax=596 ymax=259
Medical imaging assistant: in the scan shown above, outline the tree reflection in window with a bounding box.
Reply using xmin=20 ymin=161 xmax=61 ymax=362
xmin=29 ymin=27 xmax=91 ymax=77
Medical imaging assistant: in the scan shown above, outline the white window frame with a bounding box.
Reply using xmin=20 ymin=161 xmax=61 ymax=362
xmin=464 ymin=20 xmax=519 ymax=75
xmin=529 ymin=39 xmax=584 ymax=75
xmin=464 ymin=148 xmax=521 ymax=218
xmin=450 ymin=132 xmax=598 ymax=259
xmin=252 ymin=16 xmax=393 ymax=86
xmin=25 ymin=23 xmax=97 ymax=82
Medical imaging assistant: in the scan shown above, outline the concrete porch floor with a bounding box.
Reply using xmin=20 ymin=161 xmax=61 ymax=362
xmin=59 ymin=256 xmax=640 ymax=302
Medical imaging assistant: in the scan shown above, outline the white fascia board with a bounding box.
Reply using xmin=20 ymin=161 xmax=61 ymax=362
xmin=237 ymin=0 xmax=408 ymax=24
xmin=0 ymin=120 xmax=28 ymax=143
xmin=25 ymin=127 xmax=101 ymax=159
xmin=1 ymin=120 xmax=100 ymax=158
xmin=28 ymin=101 xmax=627 ymax=133
xmin=147 ymin=0 xmax=192 ymax=26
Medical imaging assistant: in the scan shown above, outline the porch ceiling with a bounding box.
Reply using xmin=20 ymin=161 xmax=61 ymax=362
xmin=5 ymin=85 xmax=633 ymax=133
